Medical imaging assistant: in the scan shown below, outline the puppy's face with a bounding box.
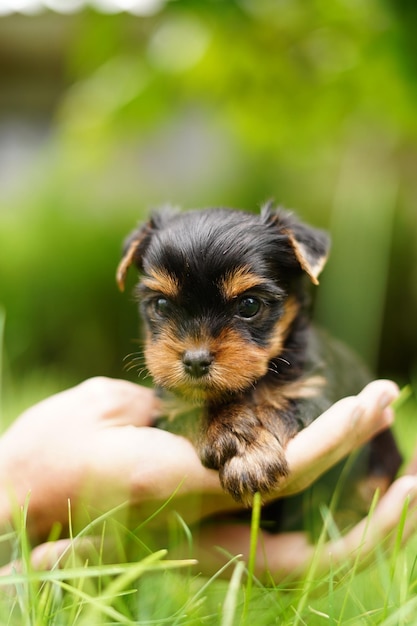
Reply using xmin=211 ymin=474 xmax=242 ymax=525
xmin=118 ymin=205 xmax=329 ymax=404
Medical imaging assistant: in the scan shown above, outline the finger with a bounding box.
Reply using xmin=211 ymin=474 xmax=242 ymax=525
xmin=191 ymin=523 xmax=315 ymax=581
xmin=76 ymin=377 xmax=161 ymax=427
xmin=279 ymin=379 xmax=399 ymax=496
xmin=0 ymin=536 xmax=113 ymax=586
xmin=323 ymin=475 xmax=417 ymax=569
xmin=404 ymin=451 xmax=417 ymax=475
xmin=81 ymin=425 xmax=226 ymax=520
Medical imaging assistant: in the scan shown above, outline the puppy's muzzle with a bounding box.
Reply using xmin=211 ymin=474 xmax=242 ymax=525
xmin=182 ymin=348 xmax=213 ymax=379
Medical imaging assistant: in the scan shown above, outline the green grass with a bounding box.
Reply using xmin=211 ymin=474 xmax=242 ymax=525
xmin=2 ymin=506 xmax=417 ymax=626
xmin=1 ymin=359 xmax=417 ymax=624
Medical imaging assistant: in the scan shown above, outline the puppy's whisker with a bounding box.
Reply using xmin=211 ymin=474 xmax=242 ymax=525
xmin=124 ymin=358 xmax=146 ymax=368
xmin=125 ymin=362 xmax=145 ymax=373
xmin=138 ymin=369 xmax=152 ymax=381
xmin=123 ymin=352 xmax=147 ymax=374
xmin=277 ymin=357 xmax=291 ymax=366
xmin=123 ymin=352 xmax=145 ymax=363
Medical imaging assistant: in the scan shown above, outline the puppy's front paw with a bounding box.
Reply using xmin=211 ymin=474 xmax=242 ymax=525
xmin=219 ymin=433 xmax=289 ymax=505
xmin=199 ymin=427 xmax=243 ymax=471
xmin=198 ymin=404 xmax=294 ymax=504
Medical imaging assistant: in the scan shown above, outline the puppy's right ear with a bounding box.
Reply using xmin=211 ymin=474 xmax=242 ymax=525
xmin=116 ymin=221 xmax=153 ymax=292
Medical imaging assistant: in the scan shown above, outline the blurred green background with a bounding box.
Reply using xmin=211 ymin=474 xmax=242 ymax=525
xmin=1 ymin=0 xmax=417 ymax=421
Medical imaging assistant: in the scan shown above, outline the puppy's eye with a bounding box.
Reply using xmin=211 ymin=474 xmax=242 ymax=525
xmin=237 ymin=296 xmax=261 ymax=319
xmin=153 ymin=297 xmax=171 ymax=317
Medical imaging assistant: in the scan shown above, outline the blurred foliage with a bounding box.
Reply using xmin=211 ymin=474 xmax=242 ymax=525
xmin=1 ymin=0 xmax=417 ymax=403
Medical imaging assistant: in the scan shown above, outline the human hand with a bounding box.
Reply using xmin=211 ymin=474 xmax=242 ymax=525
xmin=0 ymin=377 xmax=399 ymax=542
xmin=281 ymin=378 xmax=399 ymax=496
xmin=0 ymin=376 xmax=407 ymax=581
xmin=0 ymin=377 xmax=219 ymax=541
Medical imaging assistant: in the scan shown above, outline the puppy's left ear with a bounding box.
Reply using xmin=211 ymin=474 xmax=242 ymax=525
xmin=116 ymin=221 xmax=153 ymax=292
xmin=116 ymin=206 xmax=177 ymax=291
xmin=262 ymin=203 xmax=330 ymax=285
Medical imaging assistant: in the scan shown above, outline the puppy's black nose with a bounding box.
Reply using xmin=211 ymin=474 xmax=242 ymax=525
xmin=182 ymin=349 xmax=213 ymax=378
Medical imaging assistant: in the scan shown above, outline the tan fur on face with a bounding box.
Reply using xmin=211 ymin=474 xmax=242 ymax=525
xmin=145 ymin=325 xmax=271 ymax=403
xmin=209 ymin=327 xmax=270 ymax=395
xmin=144 ymin=295 xmax=299 ymax=403
xmin=141 ymin=268 xmax=180 ymax=299
xmin=220 ymin=266 xmax=266 ymax=300
xmin=144 ymin=327 xmax=193 ymax=396
xmin=266 ymin=296 xmax=299 ymax=359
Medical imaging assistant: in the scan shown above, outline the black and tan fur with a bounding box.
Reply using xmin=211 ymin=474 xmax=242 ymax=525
xmin=117 ymin=203 xmax=401 ymax=506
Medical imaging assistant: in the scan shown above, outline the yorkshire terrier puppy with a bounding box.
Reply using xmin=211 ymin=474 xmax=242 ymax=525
xmin=117 ymin=203 xmax=401 ymax=506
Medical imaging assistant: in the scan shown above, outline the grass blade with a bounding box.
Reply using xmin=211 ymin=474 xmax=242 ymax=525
xmin=221 ymin=560 xmax=245 ymax=626
xmin=242 ymin=491 xmax=261 ymax=622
